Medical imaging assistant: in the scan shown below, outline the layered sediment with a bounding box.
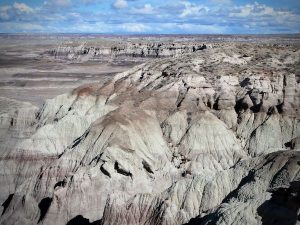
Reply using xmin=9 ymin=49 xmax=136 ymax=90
xmin=47 ymin=42 xmax=208 ymax=61
xmin=0 ymin=43 xmax=299 ymax=225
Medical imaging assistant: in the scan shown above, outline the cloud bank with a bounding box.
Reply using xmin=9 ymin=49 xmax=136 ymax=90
xmin=0 ymin=0 xmax=299 ymax=33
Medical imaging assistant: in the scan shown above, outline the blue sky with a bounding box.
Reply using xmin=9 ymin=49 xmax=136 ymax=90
xmin=0 ymin=0 xmax=299 ymax=34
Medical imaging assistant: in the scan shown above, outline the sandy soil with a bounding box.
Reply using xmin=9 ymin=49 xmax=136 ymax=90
xmin=0 ymin=37 xmax=139 ymax=106
xmin=0 ymin=34 xmax=299 ymax=106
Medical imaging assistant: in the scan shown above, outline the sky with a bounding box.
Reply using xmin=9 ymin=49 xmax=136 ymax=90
xmin=0 ymin=0 xmax=299 ymax=34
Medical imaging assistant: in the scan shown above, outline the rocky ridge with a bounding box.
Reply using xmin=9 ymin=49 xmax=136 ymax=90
xmin=0 ymin=43 xmax=299 ymax=225
xmin=47 ymin=42 xmax=208 ymax=61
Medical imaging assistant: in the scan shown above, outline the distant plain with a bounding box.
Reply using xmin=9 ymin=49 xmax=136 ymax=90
xmin=0 ymin=34 xmax=299 ymax=106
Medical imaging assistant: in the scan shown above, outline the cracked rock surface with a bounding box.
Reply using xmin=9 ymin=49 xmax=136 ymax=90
xmin=0 ymin=43 xmax=299 ymax=225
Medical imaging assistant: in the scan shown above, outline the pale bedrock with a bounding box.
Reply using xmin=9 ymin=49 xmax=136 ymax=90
xmin=48 ymin=42 xmax=208 ymax=61
xmin=101 ymin=151 xmax=300 ymax=225
xmin=197 ymin=151 xmax=300 ymax=225
xmin=0 ymin=43 xmax=299 ymax=225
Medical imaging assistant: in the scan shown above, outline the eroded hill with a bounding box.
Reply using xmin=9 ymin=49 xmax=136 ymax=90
xmin=0 ymin=43 xmax=299 ymax=225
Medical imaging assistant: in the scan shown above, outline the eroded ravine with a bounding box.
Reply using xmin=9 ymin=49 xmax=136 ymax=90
xmin=0 ymin=43 xmax=299 ymax=225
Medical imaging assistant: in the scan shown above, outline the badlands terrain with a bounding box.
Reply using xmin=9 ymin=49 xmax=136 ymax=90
xmin=0 ymin=34 xmax=299 ymax=225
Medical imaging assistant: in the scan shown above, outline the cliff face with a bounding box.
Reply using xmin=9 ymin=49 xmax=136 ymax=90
xmin=0 ymin=43 xmax=299 ymax=225
xmin=47 ymin=43 xmax=208 ymax=61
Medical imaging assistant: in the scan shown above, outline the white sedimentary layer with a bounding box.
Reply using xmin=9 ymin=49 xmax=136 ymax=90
xmin=0 ymin=43 xmax=299 ymax=225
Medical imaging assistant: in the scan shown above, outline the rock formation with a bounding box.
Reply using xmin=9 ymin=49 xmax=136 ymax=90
xmin=47 ymin=42 xmax=208 ymax=61
xmin=0 ymin=43 xmax=299 ymax=225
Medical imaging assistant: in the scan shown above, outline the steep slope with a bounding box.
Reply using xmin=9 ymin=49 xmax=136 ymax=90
xmin=0 ymin=43 xmax=299 ymax=225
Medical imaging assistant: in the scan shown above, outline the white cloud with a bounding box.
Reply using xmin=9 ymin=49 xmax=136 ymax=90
xmin=70 ymin=22 xmax=112 ymax=33
xmin=0 ymin=0 xmax=299 ymax=34
xmin=211 ymin=0 xmax=232 ymax=4
xmin=229 ymin=2 xmax=277 ymax=17
xmin=113 ymin=0 xmax=127 ymax=9
xmin=0 ymin=6 xmax=11 ymax=11
xmin=180 ymin=2 xmax=208 ymax=18
xmin=13 ymin=2 xmax=34 ymax=13
xmin=80 ymin=0 xmax=104 ymax=4
xmin=121 ymin=23 xmax=150 ymax=32
xmin=81 ymin=0 xmax=95 ymax=3
xmin=131 ymin=4 xmax=155 ymax=15
xmin=0 ymin=6 xmax=11 ymax=20
xmin=44 ymin=0 xmax=72 ymax=7
xmin=175 ymin=23 xmax=226 ymax=34
xmin=230 ymin=4 xmax=253 ymax=17
xmin=0 ymin=22 xmax=43 ymax=32
xmin=0 ymin=3 xmax=34 ymax=21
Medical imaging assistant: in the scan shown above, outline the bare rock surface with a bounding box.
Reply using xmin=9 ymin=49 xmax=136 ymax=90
xmin=0 ymin=42 xmax=299 ymax=225
xmin=47 ymin=42 xmax=208 ymax=62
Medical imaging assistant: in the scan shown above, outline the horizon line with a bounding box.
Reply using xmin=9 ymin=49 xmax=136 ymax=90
xmin=1 ymin=32 xmax=300 ymax=36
